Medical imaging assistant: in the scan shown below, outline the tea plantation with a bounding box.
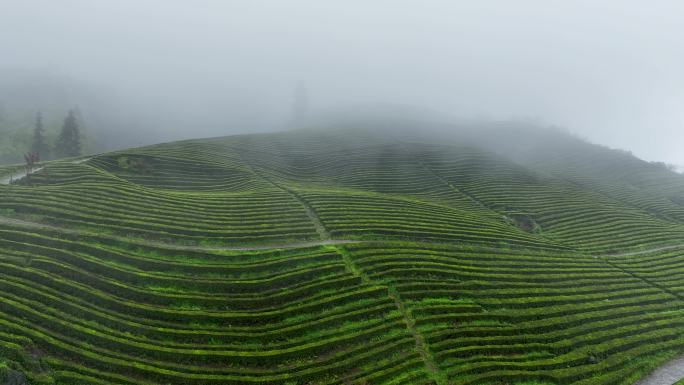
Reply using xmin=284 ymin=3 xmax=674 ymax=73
xmin=1 ymin=126 xmax=684 ymax=384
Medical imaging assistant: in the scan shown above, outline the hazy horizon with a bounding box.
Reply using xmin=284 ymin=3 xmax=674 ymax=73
xmin=2 ymin=0 xmax=683 ymax=166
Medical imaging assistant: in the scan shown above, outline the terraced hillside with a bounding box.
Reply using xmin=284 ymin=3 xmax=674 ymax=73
xmin=2 ymin=125 xmax=684 ymax=384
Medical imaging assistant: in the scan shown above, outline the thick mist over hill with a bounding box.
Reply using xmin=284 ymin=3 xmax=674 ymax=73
xmin=2 ymin=0 xmax=684 ymax=168
xmin=0 ymin=69 xmax=284 ymax=162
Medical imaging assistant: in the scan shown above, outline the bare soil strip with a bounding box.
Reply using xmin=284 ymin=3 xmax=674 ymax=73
xmin=388 ymin=285 xmax=445 ymax=385
xmin=0 ymin=167 xmax=44 ymax=185
xmin=1 ymin=158 xmax=91 ymax=185
xmin=0 ymin=216 xmax=355 ymax=251
xmin=606 ymin=244 xmax=684 ymax=258
xmin=633 ymin=355 xmax=684 ymax=385
xmin=2 ymin=215 xmax=684 ymax=256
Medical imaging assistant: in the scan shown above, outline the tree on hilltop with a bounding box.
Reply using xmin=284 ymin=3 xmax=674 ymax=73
xmin=55 ymin=109 xmax=81 ymax=158
xmin=31 ymin=112 xmax=50 ymax=160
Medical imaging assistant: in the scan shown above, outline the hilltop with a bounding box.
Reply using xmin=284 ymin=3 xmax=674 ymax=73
xmin=1 ymin=122 xmax=684 ymax=384
xmin=4 ymin=122 xmax=684 ymax=252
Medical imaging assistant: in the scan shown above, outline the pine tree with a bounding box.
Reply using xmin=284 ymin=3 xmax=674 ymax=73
xmin=55 ymin=109 xmax=81 ymax=158
xmin=31 ymin=112 xmax=50 ymax=160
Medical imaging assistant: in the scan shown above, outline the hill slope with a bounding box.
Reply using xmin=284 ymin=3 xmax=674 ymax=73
xmin=1 ymin=124 xmax=684 ymax=384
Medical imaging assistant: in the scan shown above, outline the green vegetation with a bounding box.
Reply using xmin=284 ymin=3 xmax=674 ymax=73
xmin=30 ymin=112 xmax=50 ymax=161
xmin=54 ymin=110 xmax=82 ymax=159
xmin=1 ymin=126 xmax=684 ymax=384
xmin=1 ymin=109 xmax=87 ymax=164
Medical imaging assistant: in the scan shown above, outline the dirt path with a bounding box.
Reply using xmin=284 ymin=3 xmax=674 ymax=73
xmin=0 ymin=216 xmax=356 ymax=251
xmin=2 ymin=214 xmax=684 ymax=256
xmin=388 ymin=284 xmax=445 ymax=385
xmin=234 ymin=153 xmax=331 ymax=241
xmin=1 ymin=158 xmax=91 ymax=185
xmin=0 ymin=167 xmax=44 ymax=185
xmin=287 ymin=191 xmax=330 ymax=240
xmin=633 ymin=355 xmax=684 ymax=385
xmin=147 ymin=238 xmax=355 ymax=251
xmin=72 ymin=157 xmax=92 ymax=164
xmin=605 ymin=244 xmax=684 ymax=258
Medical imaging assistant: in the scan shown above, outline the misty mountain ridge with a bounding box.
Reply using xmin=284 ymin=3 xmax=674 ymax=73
xmin=1 ymin=67 xmax=680 ymax=172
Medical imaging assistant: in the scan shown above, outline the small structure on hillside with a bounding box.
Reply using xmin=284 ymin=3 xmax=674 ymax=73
xmin=23 ymin=152 xmax=39 ymax=185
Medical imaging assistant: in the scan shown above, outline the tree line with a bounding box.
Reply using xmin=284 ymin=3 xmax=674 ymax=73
xmin=30 ymin=109 xmax=82 ymax=162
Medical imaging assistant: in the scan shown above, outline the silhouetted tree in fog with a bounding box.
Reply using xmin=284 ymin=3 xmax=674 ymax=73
xmin=55 ymin=109 xmax=81 ymax=158
xmin=31 ymin=112 xmax=50 ymax=160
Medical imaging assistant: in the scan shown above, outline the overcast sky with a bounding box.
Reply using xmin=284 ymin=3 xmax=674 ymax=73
xmin=1 ymin=0 xmax=683 ymax=164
